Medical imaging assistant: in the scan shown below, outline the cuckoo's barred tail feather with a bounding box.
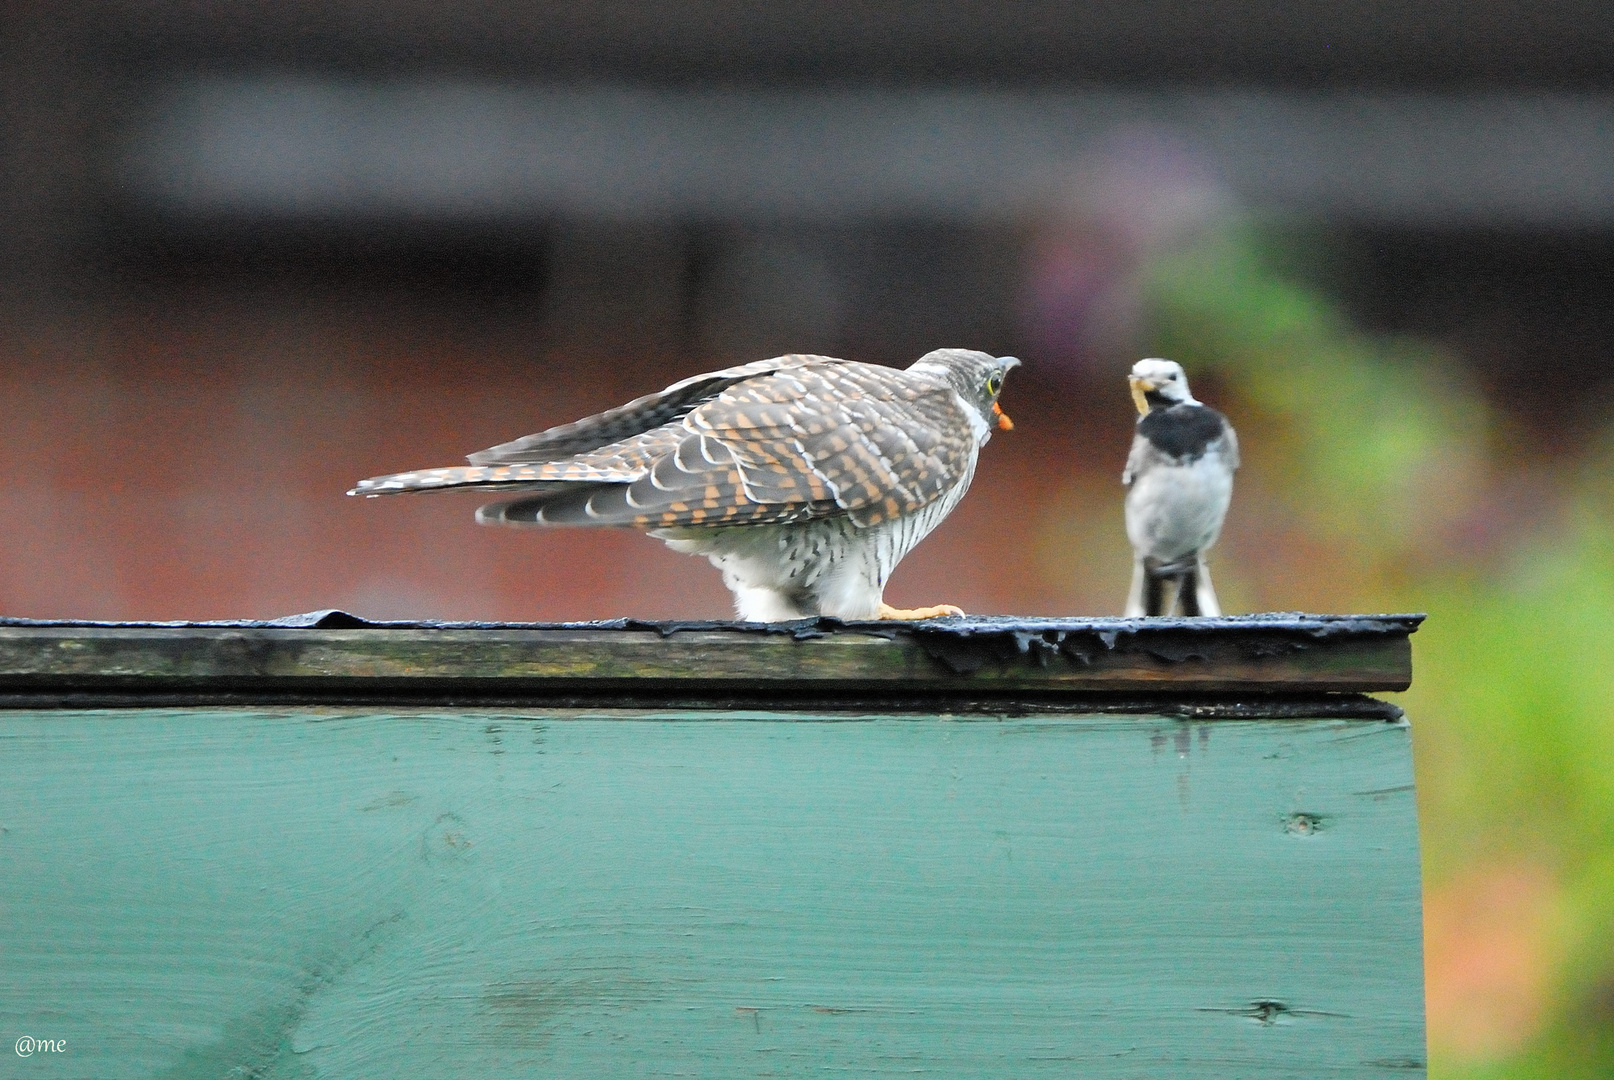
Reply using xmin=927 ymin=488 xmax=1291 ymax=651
xmin=347 ymin=466 xmax=582 ymax=496
xmin=349 ymin=444 xmax=667 ymax=495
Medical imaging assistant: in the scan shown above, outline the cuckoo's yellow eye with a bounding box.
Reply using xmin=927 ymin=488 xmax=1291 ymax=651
xmin=986 ymin=372 xmax=1003 ymax=396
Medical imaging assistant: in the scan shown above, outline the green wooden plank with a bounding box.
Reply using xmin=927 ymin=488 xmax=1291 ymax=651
xmin=0 ymin=711 xmax=1425 ymax=1078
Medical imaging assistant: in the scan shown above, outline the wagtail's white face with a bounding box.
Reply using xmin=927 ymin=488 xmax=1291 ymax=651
xmin=1128 ymin=358 xmax=1196 ymax=415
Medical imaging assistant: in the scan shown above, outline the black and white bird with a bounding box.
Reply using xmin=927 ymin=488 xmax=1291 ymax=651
xmin=351 ymin=349 xmax=1018 ymax=622
xmin=1122 ymin=358 xmax=1238 ymax=617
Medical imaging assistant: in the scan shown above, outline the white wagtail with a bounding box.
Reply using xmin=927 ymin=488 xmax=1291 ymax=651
xmin=1122 ymin=358 xmax=1239 ymax=616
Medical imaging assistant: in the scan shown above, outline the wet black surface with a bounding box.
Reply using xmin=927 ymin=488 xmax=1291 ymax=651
xmin=0 ymin=610 xmax=1424 ymax=636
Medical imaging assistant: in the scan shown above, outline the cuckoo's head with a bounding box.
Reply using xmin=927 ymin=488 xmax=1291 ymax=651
xmin=911 ymin=348 xmax=1020 ymax=432
xmin=1128 ymin=358 xmax=1198 ymax=414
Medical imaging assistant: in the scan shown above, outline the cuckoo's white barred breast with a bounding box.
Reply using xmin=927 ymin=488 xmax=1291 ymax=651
xmin=351 ymin=349 xmax=1019 ymax=621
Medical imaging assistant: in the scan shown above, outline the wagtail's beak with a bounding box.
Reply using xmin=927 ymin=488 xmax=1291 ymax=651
xmin=992 ymin=400 xmax=1014 ymax=431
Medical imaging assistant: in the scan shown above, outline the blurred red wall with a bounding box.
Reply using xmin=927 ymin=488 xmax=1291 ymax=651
xmin=0 ymin=291 xmax=1142 ymax=623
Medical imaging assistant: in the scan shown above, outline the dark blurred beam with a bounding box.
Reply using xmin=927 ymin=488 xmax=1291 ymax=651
xmin=91 ymin=1 xmax=1614 ymax=89
xmin=117 ymin=80 xmax=1614 ymax=227
xmin=0 ymin=5 xmax=104 ymax=307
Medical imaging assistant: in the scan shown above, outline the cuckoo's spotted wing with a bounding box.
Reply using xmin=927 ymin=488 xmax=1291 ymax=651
xmin=347 ymin=357 xmax=813 ymax=498
xmin=481 ymin=360 xmax=976 ymax=530
xmin=353 ymin=356 xmax=978 ymax=531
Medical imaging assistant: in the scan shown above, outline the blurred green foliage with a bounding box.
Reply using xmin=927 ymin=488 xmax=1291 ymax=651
xmin=1143 ymin=225 xmax=1614 ymax=1078
xmin=1147 ymin=228 xmax=1489 ymax=565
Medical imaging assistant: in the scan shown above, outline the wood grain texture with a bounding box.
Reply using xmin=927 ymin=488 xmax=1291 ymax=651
xmin=0 ymin=614 xmax=1418 ymax=702
xmin=0 ymin=710 xmax=1425 ymax=1078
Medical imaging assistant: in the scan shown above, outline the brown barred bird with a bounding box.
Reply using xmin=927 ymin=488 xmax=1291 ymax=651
xmin=351 ymin=349 xmax=1018 ymax=621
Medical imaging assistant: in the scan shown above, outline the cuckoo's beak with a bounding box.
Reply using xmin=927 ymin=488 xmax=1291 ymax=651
xmin=1128 ymin=376 xmax=1153 ymax=416
xmin=992 ymin=400 xmax=1014 ymax=431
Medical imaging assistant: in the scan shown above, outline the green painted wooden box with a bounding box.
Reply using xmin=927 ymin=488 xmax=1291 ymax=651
xmin=0 ymin=614 xmax=1426 ymax=1078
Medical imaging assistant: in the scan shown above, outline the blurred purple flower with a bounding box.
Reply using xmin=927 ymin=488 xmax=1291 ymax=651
xmin=1020 ymin=131 xmax=1228 ymax=379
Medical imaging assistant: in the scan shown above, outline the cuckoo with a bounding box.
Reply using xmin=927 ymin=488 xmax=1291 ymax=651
xmin=352 ymin=349 xmax=1019 ymax=621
